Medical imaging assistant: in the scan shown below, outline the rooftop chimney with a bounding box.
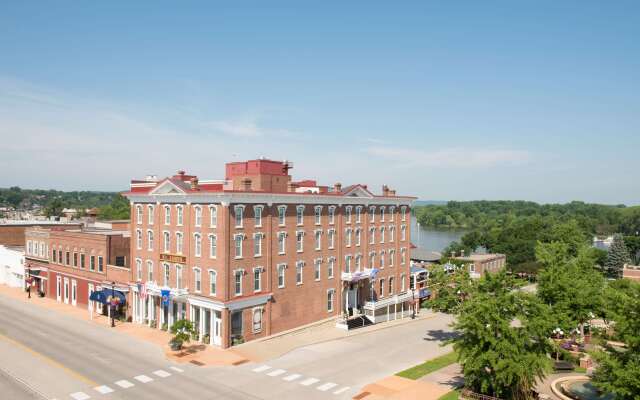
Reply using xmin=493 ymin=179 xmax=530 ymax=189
xmin=382 ymin=185 xmax=389 ymax=196
xmin=242 ymin=178 xmax=252 ymax=191
xmin=190 ymin=177 xmax=199 ymax=191
xmin=334 ymin=183 xmax=342 ymax=192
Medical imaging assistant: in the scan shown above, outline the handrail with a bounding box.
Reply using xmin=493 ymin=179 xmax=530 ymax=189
xmin=459 ymin=389 xmax=503 ymax=400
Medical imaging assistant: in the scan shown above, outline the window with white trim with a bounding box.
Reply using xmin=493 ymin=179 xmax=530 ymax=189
xmin=315 ymin=230 xmax=322 ymax=250
xmin=176 ymin=232 xmax=184 ymax=254
xmin=209 ymin=270 xmax=217 ymax=295
xmin=401 ymin=248 xmax=407 ymax=265
xmin=389 ymin=276 xmax=394 ymax=295
xmin=252 ymin=307 xmax=262 ymax=333
xmin=356 ymin=206 xmax=362 ymax=223
xmin=314 ymin=206 xmax=322 ymax=225
xmin=136 ymin=205 xmax=143 ymax=225
xmin=369 ymin=206 xmax=376 ymax=223
xmin=296 ymin=231 xmax=304 ymax=252
xmin=136 ymin=259 xmax=142 ymax=281
xmin=253 ymin=268 xmax=261 ymax=292
xmin=234 ymin=205 xmax=244 ymax=228
xmin=327 ymin=289 xmax=335 ymax=312
xmin=254 ymin=205 xmax=263 ymax=227
xmin=278 ymin=232 xmax=286 ymax=254
xmin=355 ymin=254 xmax=362 ymax=270
xmin=369 ymin=227 xmax=375 ymax=244
xmin=401 ymin=206 xmax=407 ymax=222
xmin=209 ymin=205 xmax=217 ymax=227
xmin=136 ymin=229 xmax=142 ymax=250
xmin=234 ymin=270 xmax=243 ymax=296
xmin=369 ymin=252 xmax=375 ymax=268
xmin=147 ymin=260 xmax=153 ymax=282
xmin=254 ymin=233 xmax=262 ymax=257
xmin=176 ymin=264 xmax=183 ymax=289
xmin=389 ymin=206 xmax=395 ymax=221
xmin=380 ymin=226 xmax=385 ymax=243
xmin=277 ymin=264 xmax=286 ymax=288
xmin=390 ymin=249 xmax=395 ymax=266
xmin=164 ymin=205 xmax=171 ymax=225
xmin=355 ymin=228 xmax=361 ymax=246
xmin=278 ymin=205 xmax=286 ymax=226
xmin=209 ymin=234 xmax=217 ymax=258
xmin=328 ymin=258 xmax=335 ymax=278
xmin=401 ymin=225 xmax=407 ymax=241
xmin=147 ymin=230 xmax=154 ymax=251
xmin=296 ymin=205 xmax=305 ymax=225
xmin=380 ymin=206 xmax=385 ymax=222
xmin=328 ymin=206 xmax=336 ymax=225
xmin=163 ymin=231 xmax=170 ymax=252
xmin=345 ymin=228 xmax=352 ymax=247
xmin=328 ymin=229 xmax=335 ymax=249
xmin=345 ymin=206 xmax=352 ymax=223
xmin=401 ymin=274 xmax=406 ymax=292
xmin=177 ymin=205 xmax=184 ymax=226
xmin=148 ymin=205 xmax=155 ymax=225
xmin=163 ymin=263 xmax=170 ymax=287
xmin=380 ymin=252 xmax=385 ymax=268
xmin=390 ymin=226 xmax=395 ymax=242
xmin=314 ymin=259 xmax=321 ymax=281
xmin=234 ymin=234 xmax=243 ymax=258
xmin=194 ymin=268 xmax=202 ymax=292
xmin=194 ymin=233 xmax=202 ymax=257
xmin=345 ymin=255 xmax=352 ymax=273
xmin=379 ymin=278 xmax=385 ymax=298
xmin=194 ymin=205 xmax=202 ymax=227
xmin=296 ymin=261 xmax=303 ymax=285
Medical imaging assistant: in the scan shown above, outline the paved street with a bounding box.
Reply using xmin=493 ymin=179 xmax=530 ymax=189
xmin=0 ymin=291 xmax=455 ymax=400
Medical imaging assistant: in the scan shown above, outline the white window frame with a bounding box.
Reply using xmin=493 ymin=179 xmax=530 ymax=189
xmin=136 ymin=205 xmax=143 ymax=225
xmin=234 ymin=205 xmax=245 ymax=228
xmin=164 ymin=205 xmax=171 ymax=225
xmin=194 ymin=233 xmax=202 ymax=257
xmin=369 ymin=206 xmax=376 ymax=223
xmin=209 ymin=234 xmax=217 ymax=258
xmin=136 ymin=258 xmax=142 ymax=281
xmin=208 ymin=269 xmax=217 ymax=296
xmin=345 ymin=228 xmax=352 ymax=247
xmin=314 ymin=258 xmax=321 ymax=281
xmin=296 ymin=230 xmax=304 ymax=253
xmin=401 ymin=225 xmax=407 ymax=241
xmin=389 ymin=276 xmax=394 ymax=295
xmin=278 ymin=232 xmax=287 ymax=254
xmin=136 ymin=229 xmax=142 ymax=250
xmin=176 ymin=264 xmax=183 ymax=289
xmin=314 ymin=230 xmax=322 ymax=250
xmin=194 ymin=205 xmax=202 ymax=227
xmin=390 ymin=226 xmax=395 ymax=242
xmin=389 ymin=206 xmax=395 ymax=222
xmin=194 ymin=267 xmax=202 ymax=293
xmin=163 ymin=231 xmax=170 ymax=252
xmin=148 ymin=204 xmax=155 ymax=225
xmin=356 ymin=206 xmax=362 ymax=223
xmin=345 ymin=206 xmax=352 ymax=223
xmin=380 ymin=226 xmax=385 ymax=244
xmin=380 ymin=206 xmax=385 ymax=222
xmin=147 ymin=230 xmax=154 ymax=251
xmin=209 ymin=205 xmax=218 ymax=227
xmin=296 ymin=261 xmax=304 ymax=285
xmin=176 ymin=205 xmax=184 ymax=226
xmin=296 ymin=205 xmax=305 ymax=226
xmin=328 ymin=206 xmax=336 ymax=225
xmin=314 ymin=205 xmax=322 ymax=225
xmin=328 ymin=229 xmax=335 ymax=249
xmin=369 ymin=227 xmax=375 ymax=244
xmin=277 ymin=205 xmax=287 ymax=226
xmin=345 ymin=255 xmax=352 ymax=273
xmin=234 ymin=234 xmax=244 ymax=258
xmin=254 ymin=205 xmax=263 ymax=227
xmin=328 ymin=257 xmax=335 ymax=278
xmin=355 ymin=228 xmax=361 ymax=247
xmin=176 ymin=232 xmax=184 ymax=254
xmin=379 ymin=278 xmax=385 ymax=298
xmin=147 ymin=260 xmax=154 ymax=282
xmin=401 ymin=274 xmax=406 ymax=292
xmin=163 ymin=263 xmax=170 ymax=287
xmin=253 ymin=267 xmax=262 ymax=292
xmin=390 ymin=249 xmax=395 ymax=266
xmin=252 ymin=307 xmax=263 ymax=333
xmin=327 ymin=289 xmax=335 ymax=312
xmin=254 ymin=233 xmax=263 ymax=257
xmin=401 ymin=248 xmax=407 ymax=265
xmin=277 ymin=264 xmax=286 ymax=288
xmin=401 ymin=206 xmax=407 ymax=222
xmin=234 ymin=270 xmax=243 ymax=296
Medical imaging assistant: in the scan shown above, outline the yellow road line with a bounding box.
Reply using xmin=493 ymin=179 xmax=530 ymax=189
xmin=0 ymin=332 xmax=97 ymax=386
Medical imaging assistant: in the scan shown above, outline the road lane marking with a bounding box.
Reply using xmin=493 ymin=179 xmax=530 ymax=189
xmin=0 ymin=332 xmax=97 ymax=387
xmin=252 ymin=365 xmax=271 ymax=373
xmin=153 ymin=370 xmax=171 ymax=378
xmin=115 ymin=380 xmax=134 ymax=388
xmin=300 ymin=378 xmax=320 ymax=386
xmin=70 ymin=392 xmax=90 ymax=400
xmin=134 ymin=375 xmax=153 ymax=383
xmin=317 ymin=382 xmax=338 ymax=391
xmin=267 ymin=369 xmax=286 ymax=377
xmin=283 ymin=373 xmax=301 ymax=382
xmin=333 ymin=386 xmax=350 ymax=395
xmin=169 ymin=366 xmax=184 ymax=373
xmin=93 ymin=385 xmax=114 ymax=394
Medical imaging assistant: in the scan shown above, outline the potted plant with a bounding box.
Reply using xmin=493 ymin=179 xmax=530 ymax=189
xmin=161 ymin=322 xmax=168 ymax=331
xmin=203 ymin=333 xmax=210 ymax=344
xmin=169 ymin=319 xmax=195 ymax=351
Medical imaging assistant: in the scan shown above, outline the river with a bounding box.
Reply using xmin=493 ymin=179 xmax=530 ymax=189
xmin=410 ymin=215 xmax=467 ymax=253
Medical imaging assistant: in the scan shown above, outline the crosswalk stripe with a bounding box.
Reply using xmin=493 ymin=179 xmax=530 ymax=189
xmin=134 ymin=375 xmax=153 ymax=383
xmin=300 ymin=377 xmax=320 ymax=386
xmin=317 ymin=382 xmax=338 ymax=391
xmin=115 ymin=380 xmax=134 ymax=389
xmin=252 ymin=365 xmax=271 ymax=373
xmin=283 ymin=373 xmax=302 ymax=382
xmin=267 ymin=369 xmax=286 ymax=377
xmin=153 ymin=370 xmax=171 ymax=378
xmin=70 ymin=392 xmax=90 ymax=400
xmin=169 ymin=366 xmax=184 ymax=373
xmin=333 ymin=386 xmax=350 ymax=395
xmin=93 ymin=385 xmax=114 ymax=394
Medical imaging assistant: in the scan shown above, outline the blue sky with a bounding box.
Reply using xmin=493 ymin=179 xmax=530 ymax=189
xmin=0 ymin=1 xmax=638 ymax=204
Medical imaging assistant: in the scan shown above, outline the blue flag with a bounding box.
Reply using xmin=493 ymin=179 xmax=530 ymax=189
xmin=161 ymin=289 xmax=171 ymax=307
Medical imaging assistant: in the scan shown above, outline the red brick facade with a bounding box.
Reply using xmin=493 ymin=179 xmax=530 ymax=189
xmin=125 ymin=159 xmax=415 ymax=348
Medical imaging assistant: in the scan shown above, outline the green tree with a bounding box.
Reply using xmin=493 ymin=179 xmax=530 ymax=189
xmin=451 ymin=271 xmax=553 ymax=399
xmin=426 ymin=265 xmax=472 ymax=314
xmin=591 ymin=280 xmax=640 ymax=399
xmin=605 ymin=234 xmax=632 ymax=278
xmin=536 ymin=242 xmax=604 ymax=337
xmin=44 ymin=198 xmax=64 ymax=217
xmin=98 ymin=194 xmax=130 ymax=220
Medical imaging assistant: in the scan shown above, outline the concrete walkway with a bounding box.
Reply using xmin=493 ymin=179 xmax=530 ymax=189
xmin=420 ymin=363 xmax=463 ymax=392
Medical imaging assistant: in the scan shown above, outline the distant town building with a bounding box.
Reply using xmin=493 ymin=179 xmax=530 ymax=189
xmin=0 ymin=221 xmax=82 ymax=247
xmin=593 ymin=235 xmax=614 ymax=251
xmin=454 ymin=252 xmax=506 ymax=279
xmin=0 ymin=245 xmax=25 ymax=289
xmin=123 ymin=158 xmax=415 ymax=347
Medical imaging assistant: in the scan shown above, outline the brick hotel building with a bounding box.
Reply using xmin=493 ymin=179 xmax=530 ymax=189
xmin=124 ymin=159 xmax=415 ymax=348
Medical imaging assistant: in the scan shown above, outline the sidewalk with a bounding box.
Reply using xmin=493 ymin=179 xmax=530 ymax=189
xmin=355 ymin=375 xmax=451 ymax=400
xmin=0 ymin=284 xmax=248 ymax=366
xmin=234 ymin=310 xmax=440 ymax=362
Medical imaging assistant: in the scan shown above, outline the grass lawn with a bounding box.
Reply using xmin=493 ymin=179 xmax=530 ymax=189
xmin=396 ymin=351 xmax=458 ymax=380
xmin=574 ymin=366 xmax=587 ymax=373
xmin=438 ymin=389 xmax=461 ymax=400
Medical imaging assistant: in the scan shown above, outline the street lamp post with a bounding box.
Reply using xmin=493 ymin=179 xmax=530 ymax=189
xmin=26 ymin=263 xmax=31 ymax=299
xmin=111 ymin=281 xmax=116 ymax=328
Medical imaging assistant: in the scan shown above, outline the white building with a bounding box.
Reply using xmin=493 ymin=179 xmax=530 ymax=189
xmin=0 ymin=245 xmax=25 ymax=289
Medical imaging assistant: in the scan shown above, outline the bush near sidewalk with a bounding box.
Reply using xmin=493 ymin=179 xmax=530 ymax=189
xmin=396 ymin=351 xmax=458 ymax=380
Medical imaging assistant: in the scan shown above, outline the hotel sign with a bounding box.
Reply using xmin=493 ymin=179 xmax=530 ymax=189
xmin=160 ymin=253 xmax=187 ymax=264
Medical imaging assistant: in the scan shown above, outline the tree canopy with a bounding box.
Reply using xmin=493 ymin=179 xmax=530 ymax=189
xmin=97 ymin=194 xmax=130 ymax=220
xmin=605 ymin=234 xmax=632 ymax=278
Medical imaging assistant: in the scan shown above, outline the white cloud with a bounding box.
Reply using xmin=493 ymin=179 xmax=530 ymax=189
xmin=364 ymin=146 xmax=531 ymax=168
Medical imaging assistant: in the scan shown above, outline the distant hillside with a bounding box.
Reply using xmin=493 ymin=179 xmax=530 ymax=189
xmin=414 ymin=200 xmax=448 ymax=206
xmin=0 ymin=187 xmax=119 ymax=211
